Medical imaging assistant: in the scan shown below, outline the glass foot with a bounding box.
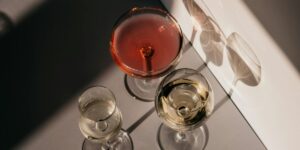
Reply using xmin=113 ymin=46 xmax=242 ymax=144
xmin=124 ymin=75 xmax=161 ymax=102
xmin=82 ymin=129 xmax=133 ymax=150
xmin=157 ymin=124 xmax=208 ymax=150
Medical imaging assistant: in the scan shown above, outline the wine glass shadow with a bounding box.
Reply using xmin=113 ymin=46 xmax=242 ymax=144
xmin=226 ymin=32 xmax=262 ymax=86
xmin=183 ymin=0 xmax=225 ymax=66
xmin=182 ymin=41 xmax=193 ymax=54
xmin=200 ymin=18 xmax=225 ymax=66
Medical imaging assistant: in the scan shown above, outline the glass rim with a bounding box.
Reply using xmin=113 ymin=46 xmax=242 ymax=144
xmin=110 ymin=6 xmax=184 ymax=78
xmin=78 ymin=85 xmax=117 ymax=121
xmin=155 ymin=68 xmax=214 ymax=131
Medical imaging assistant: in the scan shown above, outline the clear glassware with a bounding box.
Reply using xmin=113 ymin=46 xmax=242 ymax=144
xmin=110 ymin=7 xmax=183 ymax=101
xmin=155 ymin=68 xmax=214 ymax=150
xmin=78 ymin=86 xmax=133 ymax=150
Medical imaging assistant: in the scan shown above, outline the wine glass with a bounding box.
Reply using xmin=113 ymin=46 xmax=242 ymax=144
xmin=155 ymin=68 xmax=214 ymax=150
xmin=78 ymin=86 xmax=133 ymax=150
xmin=226 ymin=32 xmax=262 ymax=86
xmin=110 ymin=7 xmax=183 ymax=101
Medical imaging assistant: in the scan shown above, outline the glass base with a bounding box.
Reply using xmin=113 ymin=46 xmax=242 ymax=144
xmin=82 ymin=129 xmax=133 ymax=150
xmin=157 ymin=124 xmax=208 ymax=150
xmin=124 ymin=75 xmax=161 ymax=102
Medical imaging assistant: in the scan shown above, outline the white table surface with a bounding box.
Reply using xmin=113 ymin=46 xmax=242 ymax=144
xmin=161 ymin=0 xmax=300 ymax=149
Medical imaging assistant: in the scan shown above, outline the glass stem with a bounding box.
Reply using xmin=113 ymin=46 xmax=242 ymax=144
xmin=232 ymin=77 xmax=238 ymax=86
xmin=100 ymin=141 xmax=110 ymax=150
xmin=139 ymin=45 xmax=154 ymax=76
xmin=143 ymin=78 xmax=152 ymax=84
xmin=96 ymin=121 xmax=108 ymax=132
xmin=102 ymin=131 xmax=123 ymax=150
xmin=145 ymin=57 xmax=152 ymax=75
xmin=175 ymin=131 xmax=187 ymax=142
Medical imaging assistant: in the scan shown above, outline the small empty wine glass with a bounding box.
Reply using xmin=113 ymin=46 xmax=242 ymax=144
xmin=78 ymin=86 xmax=133 ymax=150
xmin=110 ymin=7 xmax=183 ymax=101
xmin=155 ymin=68 xmax=214 ymax=150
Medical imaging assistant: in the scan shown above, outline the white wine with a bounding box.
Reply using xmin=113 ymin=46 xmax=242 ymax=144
xmin=79 ymin=100 xmax=122 ymax=143
xmin=78 ymin=86 xmax=133 ymax=149
xmin=157 ymin=78 xmax=211 ymax=130
xmin=155 ymin=69 xmax=213 ymax=150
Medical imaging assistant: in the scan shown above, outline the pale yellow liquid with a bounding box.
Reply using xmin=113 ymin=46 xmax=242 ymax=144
xmin=157 ymin=79 xmax=209 ymax=130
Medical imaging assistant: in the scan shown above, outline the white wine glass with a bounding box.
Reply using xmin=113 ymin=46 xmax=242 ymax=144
xmin=78 ymin=86 xmax=133 ymax=150
xmin=155 ymin=68 xmax=214 ymax=150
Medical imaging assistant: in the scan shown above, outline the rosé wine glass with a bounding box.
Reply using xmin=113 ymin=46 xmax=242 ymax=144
xmin=110 ymin=7 xmax=183 ymax=101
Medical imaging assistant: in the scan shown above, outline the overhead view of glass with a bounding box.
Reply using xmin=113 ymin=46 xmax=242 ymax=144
xmin=155 ymin=68 xmax=214 ymax=150
xmin=78 ymin=86 xmax=133 ymax=150
xmin=110 ymin=7 xmax=183 ymax=101
xmin=3 ymin=0 xmax=300 ymax=149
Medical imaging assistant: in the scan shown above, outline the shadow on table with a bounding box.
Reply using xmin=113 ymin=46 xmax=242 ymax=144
xmin=1 ymin=0 xmax=112 ymax=148
xmin=1 ymin=0 xmax=165 ymax=149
